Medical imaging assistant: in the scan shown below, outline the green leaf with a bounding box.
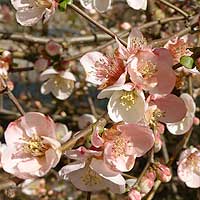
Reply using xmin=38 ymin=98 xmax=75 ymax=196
xmin=180 ymin=56 xmax=194 ymax=69
xmin=59 ymin=0 xmax=73 ymax=11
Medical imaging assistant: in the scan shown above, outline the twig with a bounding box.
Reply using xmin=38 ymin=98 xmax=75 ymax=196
xmin=86 ymin=192 xmax=91 ymax=200
xmin=158 ymin=0 xmax=189 ymax=18
xmin=68 ymin=4 xmax=127 ymax=47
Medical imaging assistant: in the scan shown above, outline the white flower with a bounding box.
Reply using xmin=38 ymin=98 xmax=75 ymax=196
xmin=11 ymin=0 xmax=57 ymax=26
xmin=126 ymin=0 xmax=147 ymax=10
xmin=98 ymin=84 xmax=145 ymax=123
xmin=55 ymin=123 xmax=72 ymax=144
xmin=78 ymin=114 xmax=97 ymax=129
xmin=40 ymin=67 xmax=76 ymax=100
xmin=166 ymin=93 xmax=196 ymax=135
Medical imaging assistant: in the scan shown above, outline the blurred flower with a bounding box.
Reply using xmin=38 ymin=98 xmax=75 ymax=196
xmin=166 ymin=93 xmax=196 ymax=135
xmin=34 ymin=57 xmax=49 ymax=72
xmin=97 ymin=84 xmax=145 ymax=123
xmin=178 ymin=147 xmax=200 ymax=188
xmin=11 ymin=0 xmax=57 ymax=26
xmin=1 ymin=112 xmax=61 ymax=179
xmin=40 ymin=67 xmax=76 ymax=100
xmin=59 ymin=146 xmax=126 ymax=193
xmin=45 ymin=40 xmax=63 ymax=56
xmin=78 ymin=114 xmax=97 ymax=129
xmin=80 ymin=0 xmax=112 ymax=12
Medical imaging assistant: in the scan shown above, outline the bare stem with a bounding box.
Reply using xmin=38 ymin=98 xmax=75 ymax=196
xmin=68 ymin=4 xmax=127 ymax=47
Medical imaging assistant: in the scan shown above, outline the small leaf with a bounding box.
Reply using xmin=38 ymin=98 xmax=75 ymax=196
xmin=59 ymin=0 xmax=73 ymax=11
xmin=180 ymin=56 xmax=194 ymax=69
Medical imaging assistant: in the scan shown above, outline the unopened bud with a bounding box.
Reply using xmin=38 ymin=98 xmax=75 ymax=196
xmin=128 ymin=188 xmax=141 ymax=200
xmin=45 ymin=40 xmax=63 ymax=56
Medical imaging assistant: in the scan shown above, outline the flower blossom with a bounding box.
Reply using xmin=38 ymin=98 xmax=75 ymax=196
xmin=11 ymin=0 xmax=58 ymax=26
xmin=127 ymin=0 xmax=147 ymax=10
xmin=178 ymin=147 xmax=200 ymax=188
xmin=1 ymin=112 xmax=61 ymax=179
xmin=116 ymin=29 xmax=176 ymax=95
xmin=92 ymin=123 xmax=155 ymax=172
xmin=97 ymin=84 xmax=145 ymax=123
xmin=128 ymin=188 xmax=142 ymax=200
xmin=59 ymin=146 xmax=126 ymax=193
xmin=80 ymin=52 xmax=126 ymax=89
xmin=40 ymin=67 xmax=76 ymax=100
xmin=166 ymin=93 xmax=196 ymax=135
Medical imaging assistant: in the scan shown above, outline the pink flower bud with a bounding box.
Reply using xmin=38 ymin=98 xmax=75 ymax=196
xmin=2 ymin=50 xmax=12 ymax=64
xmin=45 ymin=40 xmax=63 ymax=56
xmin=193 ymin=117 xmax=200 ymax=126
xmin=128 ymin=188 xmax=142 ymax=200
xmin=34 ymin=58 xmax=49 ymax=72
xmin=139 ymin=170 xmax=156 ymax=194
xmin=153 ymin=162 xmax=172 ymax=182
xmin=154 ymin=132 xmax=162 ymax=153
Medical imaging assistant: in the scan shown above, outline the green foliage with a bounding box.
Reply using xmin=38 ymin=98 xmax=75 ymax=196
xmin=180 ymin=56 xmax=194 ymax=69
xmin=59 ymin=0 xmax=73 ymax=11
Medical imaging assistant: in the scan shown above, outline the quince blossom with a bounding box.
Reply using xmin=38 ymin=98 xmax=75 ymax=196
xmin=1 ymin=112 xmax=61 ymax=179
xmin=92 ymin=123 xmax=155 ymax=172
xmin=40 ymin=67 xmax=76 ymax=100
xmin=59 ymin=146 xmax=126 ymax=193
xmin=178 ymin=147 xmax=200 ymax=188
xmin=97 ymin=84 xmax=145 ymax=123
xmin=11 ymin=0 xmax=57 ymax=26
xmin=166 ymin=93 xmax=196 ymax=135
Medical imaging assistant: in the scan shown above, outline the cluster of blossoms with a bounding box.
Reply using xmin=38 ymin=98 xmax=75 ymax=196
xmin=34 ymin=40 xmax=76 ymax=100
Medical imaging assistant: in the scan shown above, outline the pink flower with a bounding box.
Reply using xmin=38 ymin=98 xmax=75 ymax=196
xmin=59 ymin=147 xmax=126 ymax=193
xmin=178 ymin=147 xmax=200 ymax=188
xmin=148 ymin=94 xmax=187 ymax=124
xmin=80 ymin=52 xmax=126 ymax=89
xmin=11 ymin=0 xmax=57 ymax=26
xmin=93 ymin=123 xmax=154 ymax=172
xmin=80 ymin=0 xmax=112 ymax=12
xmin=166 ymin=93 xmax=196 ymax=135
xmin=1 ymin=112 xmax=61 ymax=179
xmin=45 ymin=40 xmax=63 ymax=56
xmin=40 ymin=67 xmax=76 ymax=100
xmin=128 ymin=188 xmax=142 ymax=200
xmin=97 ymin=84 xmax=146 ymax=123
xmin=126 ymin=0 xmax=147 ymax=10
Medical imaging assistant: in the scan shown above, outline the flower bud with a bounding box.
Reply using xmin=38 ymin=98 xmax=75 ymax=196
xmin=153 ymin=162 xmax=172 ymax=182
xmin=128 ymin=188 xmax=141 ymax=200
xmin=139 ymin=170 xmax=156 ymax=194
xmin=45 ymin=40 xmax=63 ymax=56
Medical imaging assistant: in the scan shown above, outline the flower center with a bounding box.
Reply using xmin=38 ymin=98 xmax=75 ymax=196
xmin=35 ymin=0 xmax=52 ymax=8
xmin=149 ymin=109 xmax=164 ymax=128
xmin=120 ymin=91 xmax=137 ymax=111
xmin=112 ymin=136 xmax=126 ymax=157
xmin=138 ymin=60 xmax=157 ymax=79
xmin=187 ymin=152 xmax=200 ymax=176
xmin=23 ymin=135 xmax=49 ymax=157
xmin=95 ymin=57 xmax=125 ymax=89
xmin=81 ymin=166 xmax=102 ymax=186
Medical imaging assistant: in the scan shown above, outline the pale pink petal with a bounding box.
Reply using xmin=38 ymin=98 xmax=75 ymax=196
xmin=181 ymin=93 xmax=196 ymax=114
xmin=60 ymin=71 xmax=76 ymax=81
xmin=150 ymin=48 xmax=176 ymax=95
xmin=40 ymin=67 xmax=58 ymax=81
xmin=78 ymin=114 xmax=96 ymax=129
xmin=91 ymin=127 xmax=104 ymax=148
xmin=59 ymin=161 xmax=85 ymax=180
xmin=118 ymin=124 xmax=155 ymax=157
xmin=41 ymin=79 xmax=53 ymax=95
xmin=80 ymin=51 xmax=106 ymax=85
xmin=11 ymin=0 xmax=33 ymax=10
xmin=91 ymin=159 xmax=126 ymax=193
xmin=94 ymin=0 xmax=111 ymax=12
xmin=152 ymin=94 xmax=187 ymax=123
xmin=20 ymin=112 xmax=56 ymax=138
xmin=127 ymin=0 xmax=147 ymax=10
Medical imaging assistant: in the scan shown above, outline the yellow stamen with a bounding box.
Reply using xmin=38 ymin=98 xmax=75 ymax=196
xmin=120 ymin=91 xmax=137 ymax=111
